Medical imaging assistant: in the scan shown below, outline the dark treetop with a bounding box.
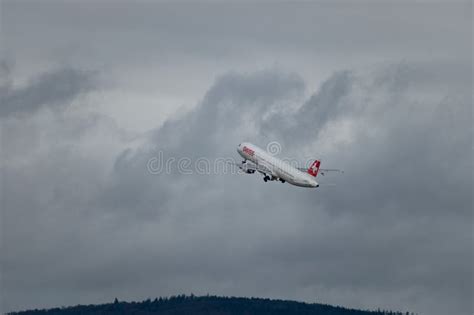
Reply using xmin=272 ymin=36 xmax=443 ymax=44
xmin=8 ymin=295 xmax=413 ymax=315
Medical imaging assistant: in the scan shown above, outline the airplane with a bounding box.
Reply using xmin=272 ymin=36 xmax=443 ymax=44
xmin=236 ymin=142 xmax=342 ymax=188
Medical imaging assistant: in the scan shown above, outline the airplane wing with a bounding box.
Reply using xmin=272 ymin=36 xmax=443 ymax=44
xmin=319 ymin=168 xmax=344 ymax=176
xmin=297 ymin=168 xmax=344 ymax=176
xmin=235 ymin=161 xmax=273 ymax=176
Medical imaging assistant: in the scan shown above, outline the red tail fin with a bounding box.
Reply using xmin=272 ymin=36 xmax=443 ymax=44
xmin=307 ymin=160 xmax=321 ymax=177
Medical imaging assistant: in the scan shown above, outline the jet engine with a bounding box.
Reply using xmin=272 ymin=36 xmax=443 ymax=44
xmin=238 ymin=163 xmax=255 ymax=174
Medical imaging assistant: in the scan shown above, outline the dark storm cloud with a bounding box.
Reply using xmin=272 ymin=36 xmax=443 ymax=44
xmin=1 ymin=2 xmax=472 ymax=315
xmin=107 ymin=61 xmax=473 ymax=313
xmin=4 ymin=60 xmax=471 ymax=315
xmin=108 ymin=62 xmax=471 ymax=315
xmin=92 ymin=70 xmax=305 ymax=220
xmin=0 ymin=66 xmax=96 ymax=117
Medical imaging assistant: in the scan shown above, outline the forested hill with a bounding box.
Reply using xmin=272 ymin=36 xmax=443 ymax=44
xmin=8 ymin=295 xmax=411 ymax=315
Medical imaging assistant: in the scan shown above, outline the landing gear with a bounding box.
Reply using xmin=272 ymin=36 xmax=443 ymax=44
xmin=263 ymin=176 xmax=270 ymax=182
xmin=280 ymin=179 xmax=285 ymax=183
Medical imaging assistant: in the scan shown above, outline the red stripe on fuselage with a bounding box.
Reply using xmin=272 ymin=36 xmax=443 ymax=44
xmin=243 ymin=146 xmax=255 ymax=156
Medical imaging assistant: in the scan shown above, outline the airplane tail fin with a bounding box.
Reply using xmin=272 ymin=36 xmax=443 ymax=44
xmin=307 ymin=160 xmax=321 ymax=177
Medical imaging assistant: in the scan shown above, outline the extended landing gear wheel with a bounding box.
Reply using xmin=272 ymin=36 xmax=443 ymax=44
xmin=280 ymin=179 xmax=285 ymax=183
xmin=263 ymin=176 xmax=270 ymax=182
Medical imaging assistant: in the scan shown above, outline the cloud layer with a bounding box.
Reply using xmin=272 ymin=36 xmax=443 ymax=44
xmin=1 ymin=60 xmax=471 ymax=315
xmin=1 ymin=2 xmax=472 ymax=315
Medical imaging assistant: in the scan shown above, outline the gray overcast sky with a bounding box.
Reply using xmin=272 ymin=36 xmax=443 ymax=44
xmin=0 ymin=1 xmax=472 ymax=315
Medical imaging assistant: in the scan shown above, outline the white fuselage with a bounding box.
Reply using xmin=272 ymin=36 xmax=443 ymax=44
xmin=237 ymin=142 xmax=319 ymax=188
